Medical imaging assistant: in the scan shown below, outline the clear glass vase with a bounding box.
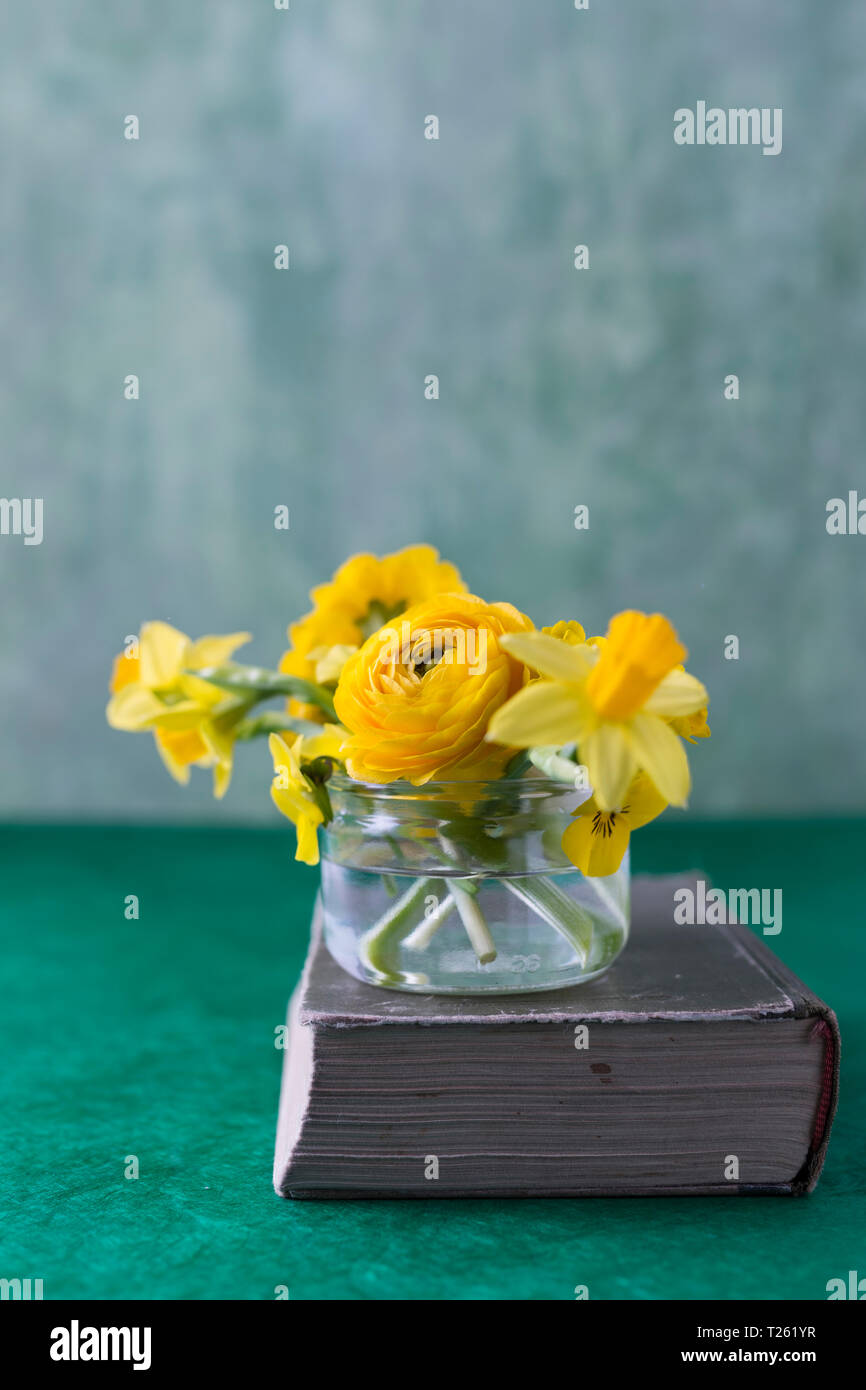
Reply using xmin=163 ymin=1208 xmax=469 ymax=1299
xmin=319 ymin=775 xmax=630 ymax=994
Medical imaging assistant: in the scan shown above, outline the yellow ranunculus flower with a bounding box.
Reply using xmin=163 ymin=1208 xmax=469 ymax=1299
xmin=334 ymin=593 xmax=533 ymax=784
xmin=561 ymin=772 xmax=667 ymax=876
xmin=279 ymin=545 xmax=467 ymax=722
xmin=269 ymin=726 xmax=345 ymax=865
xmin=487 ymin=610 xmax=708 ymax=811
xmin=106 ymin=622 xmax=251 ymax=798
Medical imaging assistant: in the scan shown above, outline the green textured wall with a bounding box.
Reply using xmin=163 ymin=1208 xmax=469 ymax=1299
xmin=2 ymin=0 xmax=864 ymax=820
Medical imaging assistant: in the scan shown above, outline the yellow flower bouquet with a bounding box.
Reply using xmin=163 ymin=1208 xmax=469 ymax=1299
xmin=107 ymin=545 xmax=709 ymax=994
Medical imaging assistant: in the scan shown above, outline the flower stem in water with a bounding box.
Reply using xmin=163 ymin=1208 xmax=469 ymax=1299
xmin=402 ymin=888 xmax=457 ymax=950
xmin=358 ymin=877 xmax=433 ymax=982
xmin=451 ymin=881 xmax=497 ymax=964
xmin=502 ymin=876 xmax=594 ymax=967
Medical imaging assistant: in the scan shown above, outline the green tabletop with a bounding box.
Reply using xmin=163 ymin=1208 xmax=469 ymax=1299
xmin=1 ymin=820 xmax=862 ymax=1301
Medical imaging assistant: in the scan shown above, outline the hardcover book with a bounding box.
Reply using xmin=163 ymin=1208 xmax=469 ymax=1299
xmin=274 ymin=875 xmax=839 ymax=1199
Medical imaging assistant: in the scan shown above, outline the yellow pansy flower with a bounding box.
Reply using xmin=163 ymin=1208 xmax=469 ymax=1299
xmin=334 ymin=592 xmax=532 ymax=784
xmin=279 ymin=545 xmax=467 ymax=722
xmin=561 ymin=773 xmax=667 ymax=877
xmin=487 ymin=610 xmax=707 ymax=811
xmin=107 ymin=622 xmax=251 ymax=798
xmin=269 ymin=726 xmax=345 ymax=865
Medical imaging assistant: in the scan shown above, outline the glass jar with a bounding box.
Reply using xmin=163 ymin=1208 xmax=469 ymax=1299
xmin=319 ymin=775 xmax=629 ymax=994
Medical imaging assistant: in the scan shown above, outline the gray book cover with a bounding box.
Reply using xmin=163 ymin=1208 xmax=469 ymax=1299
xmin=275 ymin=875 xmax=839 ymax=1199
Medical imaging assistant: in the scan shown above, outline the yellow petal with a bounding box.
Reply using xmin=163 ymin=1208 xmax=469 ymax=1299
xmin=620 ymin=773 xmax=668 ymax=829
xmin=310 ymin=644 xmax=357 ymax=684
xmin=581 ymin=725 xmax=637 ymax=811
xmin=541 ymin=619 xmax=587 ymax=647
xmin=585 ymin=611 xmax=686 ymax=720
xmin=269 ymin=730 xmax=294 ymax=758
xmin=269 ymin=731 xmax=300 ymax=774
xmin=499 ymin=631 xmax=595 ymax=682
xmin=300 ymin=725 xmax=346 ymax=761
xmin=110 ymin=651 xmax=140 ymax=694
xmin=212 ymin=756 xmax=233 ymax=800
xmin=185 ymin=632 xmax=252 ymax=669
xmin=624 ymin=713 xmax=691 ymax=807
xmin=157 ymin=725 xmax=210 ymax=767
xmin=562 ymin=811 xmax=631 ymax=877
xmin=139 ymin=622 xmax=190 ymax=689
xmin=644 ymin=668 xmax=708 ymax=718
xmin=486 ymin=681 xmax=587 ymax=749
xmin=177 ymin=673 xmax=227 ymax=709
xmin=153 ymin=730 xmax=195 ymax=784
xmin=144 ymin=701 xmax=211 ymax=731
xmin=106 ymin=685 xmax=168 ymax=731
xmin=271 ymin=781 xmax=317 ymax=822
xmin=294 ymin=814 xmax=321 ymax=865
xmin=669 ymin=707 xmax=711 ymax=742
xmin=199 ymin=722 xmax=235 ymax=800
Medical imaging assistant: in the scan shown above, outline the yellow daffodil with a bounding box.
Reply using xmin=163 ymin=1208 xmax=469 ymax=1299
xmin=334 ymin=592 xmax=532 ymax=784
xmin=487 ymin=610 xmax=707 ymax=811
xmin=151 ymin=674 xmax=245 ymax=798
xmin=106 ymin=622 xmax=251 ymax=797
xmin=279 ymin=545 xmax=467 ymax=722
xmin=561 ymin=773 xmax=667 ymax=876
xmin=269 ymin=727 xmax=345 ymax=864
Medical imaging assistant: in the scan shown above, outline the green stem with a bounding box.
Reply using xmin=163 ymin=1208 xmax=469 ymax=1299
xmin=234 ymin=711 xmax=326 ymax=741
xmin=585 ymin=874 xmax=627 ymax=928
xmin=402 ymin=889 xmax=457 ymax=950
xmin=193 ymin=663 xmax=338 ymax=721
xmin=451 ymin=881 xmax=497 ymax=964
xmin=528 ymin=746 xmax=591 ymax=791
xmin=358 ymin=877 xmax=433 ymax=981
xmin=502 ymin=876 xmax=594 ymax=966
xmin=503 ymin=750 xmax=532 ymax=778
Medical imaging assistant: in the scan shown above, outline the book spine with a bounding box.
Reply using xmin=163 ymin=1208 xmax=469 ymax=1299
xmin=722 ymin=921 xmax=840 ymax=1194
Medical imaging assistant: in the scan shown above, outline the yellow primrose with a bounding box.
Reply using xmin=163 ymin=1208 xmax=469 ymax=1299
xmin=561 ymin=773 xmax=667 ymax=877
xmin=107 ymin=623 xmax=251 ymax=798
xmin=334 ymin=592 xmax=532 ymax=784
xmin=269 ymin=726 xmax=345 ymax=865
xmin=279 ymin=545 xmax=467 ymax=722
xmin=487 ymin=610 xmax=707 ymax=811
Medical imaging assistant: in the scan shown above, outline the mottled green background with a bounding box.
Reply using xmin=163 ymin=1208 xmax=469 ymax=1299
xmin=2 ymin=0 xmax=864 ymax=821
